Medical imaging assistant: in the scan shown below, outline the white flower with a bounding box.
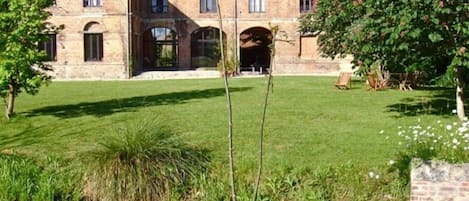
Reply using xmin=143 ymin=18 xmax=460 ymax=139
xmin=463 ymin=122 xmax=469 ymax=127
xmin=453 ymin=138 xmax=459 ymax=144
xmin=464 ymin=117 xmax=468 ymax=121
xmin=379 ymin=130 xmax=384 ymax=134
xmin=452 ymin=109 xmax=457 ymax=114
xmin=458 ymin=127 xmax=468 ymax=133
xmin=388 ymin=160 xmax=395 ymax=165
xmin=447 ymin=125 xmax=452 ymax=130
xmin=375 ymin=174 xmax=380 ymax=179
xmin=368 ymin=171 xmax=375 ymax=178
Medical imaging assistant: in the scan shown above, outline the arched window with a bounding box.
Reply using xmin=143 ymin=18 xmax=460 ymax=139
xmin=83 ymin=22 xmax=103 ymax=61
xmin=143 ymin=27 xmax=178 ymax=68
xmin=191 ymin=27 xmax=223 ymax=68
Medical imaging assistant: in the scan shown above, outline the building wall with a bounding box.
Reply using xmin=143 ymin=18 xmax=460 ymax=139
xmin=45 ymin=0 xmax=348 ymax=79
xmin=131 ymin=0 xmax=348 ymax=74
xmin=46 ymin=0 xmax=129 ymax=79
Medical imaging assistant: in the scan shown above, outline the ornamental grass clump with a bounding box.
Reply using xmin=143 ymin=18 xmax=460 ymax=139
xmin=387 ymin=118 xmax=469 ymax=183
xmin=82 ymin=122 xmax=210 ymax=201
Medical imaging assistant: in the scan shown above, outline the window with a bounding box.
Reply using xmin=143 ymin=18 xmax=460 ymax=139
xmin=191 ymin=27 xmax=222 ymax=67
xmin=84 ymin=33 xmax=103 ymax=61
xmin=143 ymin=27 xmax=178 ymax=68
xmin=300 ymin=0 xmax=313 ymax=12
xmin=83 ymin=0 xmax=102 ymax=7
xmin=200 ymin=0 xmax=217 ymax=13
xmin=151 ymin=0 xmax=168 ymax=13
xmin=249 ymin=0 xmax=265 ymax=13
xmin=39 ymin=34 xmax=57 ymax=61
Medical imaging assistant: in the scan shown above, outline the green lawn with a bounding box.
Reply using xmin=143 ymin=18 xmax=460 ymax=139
xmin=0 ymin=76 xmax=458 ymax=172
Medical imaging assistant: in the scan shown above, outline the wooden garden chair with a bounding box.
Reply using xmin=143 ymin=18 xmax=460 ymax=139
xmin=367 ymin=72 xmax=386 ymax=90
xmin=334 ymin=72 xmax=352 ymax=89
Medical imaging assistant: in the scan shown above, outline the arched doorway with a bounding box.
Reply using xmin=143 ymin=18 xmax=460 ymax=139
xmin=191 ymin=27 xmax=225 ymax=68
xmin=239 ymin=27 xmax=272 ymax=73
xmin=143 ymin=27 xmax=178 ymax=70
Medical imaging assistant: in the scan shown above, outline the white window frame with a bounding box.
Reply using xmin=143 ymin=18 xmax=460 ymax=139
xmin=200 ymin=0 xmax=217 ymax=13
xmin=84 ymin=0 xmax=102 ymax=7
xmin=249 ymin=0 xmax=265 ymax=13
xmin=151 ymin=0 xmax=169 ymax=13
xmin=300 ymin=0 xmax=313 ymax=12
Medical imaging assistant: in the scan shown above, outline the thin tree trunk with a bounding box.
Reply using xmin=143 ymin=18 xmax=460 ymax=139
xmin=253 ymin=26 xmax=278 ymax=201
xmin=216 ymin=1 xmax=236 ymax=200
xmin=455 ymin=66 xmax=465 ymax=121
xmin=5 ymin=84 xmax=16 ymax=120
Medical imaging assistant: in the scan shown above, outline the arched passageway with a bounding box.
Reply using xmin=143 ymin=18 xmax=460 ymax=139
xmin=239 ymin=27 xmax=272 ymax=73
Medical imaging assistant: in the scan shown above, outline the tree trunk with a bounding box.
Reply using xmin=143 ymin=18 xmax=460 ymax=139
xmin=5 ymin=84 xmax=16 ymax=120
xmin=253 ymin=26 xmax=278 ymax=201
xmin=216 ymin=1 xmax=237 ymax=201
xmin=455 ymin=66 xmax=465 ymax=121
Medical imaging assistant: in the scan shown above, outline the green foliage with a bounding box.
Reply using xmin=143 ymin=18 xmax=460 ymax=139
xmin=217 ymin=47 xmax=239 ymax=76
xmin=299 ymin=0 xmax=469 ymax=78
xmin=387 ymin=119 xmax=469 ymax=185
xmin=189 ymin=164 xmax=407 ymax=201
xmin=0 ymin=0 xmax=59 ymax=117
xmin=0 ymin=154 xmax=82 ymax=201
xmin=298 ymin=0 xmax=366 ymax=59
xmin=82 ymin=121 xmax=210 ymax=201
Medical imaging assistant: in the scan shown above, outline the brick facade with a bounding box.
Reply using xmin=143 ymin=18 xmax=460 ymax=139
xmin=45 ymin=0 xmax=349 ymax=79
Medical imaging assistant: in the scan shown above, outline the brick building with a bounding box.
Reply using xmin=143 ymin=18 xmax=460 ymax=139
xmin=43 ymin=0 xmax=349 ymax=79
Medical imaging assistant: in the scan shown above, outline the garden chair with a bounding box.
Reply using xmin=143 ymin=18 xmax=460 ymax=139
xmin=367 ymin=73 xmax=386 ymax=90
xmin=334 ymin=72 xmax=352 ymax=89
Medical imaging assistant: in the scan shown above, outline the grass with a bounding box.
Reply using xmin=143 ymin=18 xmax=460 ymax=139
xmin=82 ymin=121 xmax=209 ymax=201
xmin=0 ymin=76 xmax=459 ymax=175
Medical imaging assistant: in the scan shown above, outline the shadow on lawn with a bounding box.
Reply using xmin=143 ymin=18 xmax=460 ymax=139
xmin=0 ymin=125 xmax=47 ymax=151
xmin=23 ymin=87 xmax=252 ymax=119
xmin=386 ymin=87 xmax=459 ymax=118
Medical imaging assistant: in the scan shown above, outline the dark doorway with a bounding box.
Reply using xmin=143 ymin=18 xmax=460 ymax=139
xmin=143 ymin=27 xmax=178 ymax=70
xmin=239 ymin=27 xmax=272 ymax=73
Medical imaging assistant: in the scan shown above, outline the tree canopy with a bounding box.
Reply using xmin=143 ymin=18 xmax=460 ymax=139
xmin=299 ymin=0 xmax=468 ymax=119
xmin=300 ymin=0 xmax=468 ymax=76
xmin=0 ymin=0 xmax=59 ymax=119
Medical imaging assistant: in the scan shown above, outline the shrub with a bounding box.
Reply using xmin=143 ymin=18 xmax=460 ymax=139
xmin=386 ymin=118 xmax=469 ymax=184
xmin=187 ymin=164 xmax=406 ymax=201
xmin=82 ymin=122 xmax=210 ymax=201
xmin=0 ymin=153 xmax=81 ymax=201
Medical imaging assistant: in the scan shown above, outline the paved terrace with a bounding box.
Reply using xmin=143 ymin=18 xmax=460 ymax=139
xmin=131 ymin=70 xmax=343 ymax=80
